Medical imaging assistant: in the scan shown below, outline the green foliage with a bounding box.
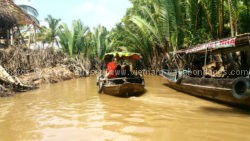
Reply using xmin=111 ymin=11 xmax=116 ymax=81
xmin=45 ymin=15 xmax=61 ymax=44
xmin=41 ymin=18 xmax=111 ymax=61
xmin=238 ymin=0 xmax=250 ymax=33
xmin=91 ymin=25 xmax=110 ymax=59
xmin=104 ymin=0 xmax=249 ymax=68
xmin=57 ymin=20 xmax=89 ymax=56
xmin=37 ymin=26 xmax=50 ymax=43
xmin=107 ymin=0 xmax=187 ymax=68
xmin=36 ymin=15 xmax=61 ymax=48
xmin=51 ymin=0 xmax=249 ymax=68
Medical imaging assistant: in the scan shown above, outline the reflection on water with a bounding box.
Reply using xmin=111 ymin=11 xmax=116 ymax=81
xmin=0 ymin=76 xmax=250 ymax=141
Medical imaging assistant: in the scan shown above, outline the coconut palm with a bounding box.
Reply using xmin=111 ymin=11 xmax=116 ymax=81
xmin=109 ymin=23 xmax=154 ymax=68
xmin=91 ymin=25 xmax=109 ymax=59
xmin=108 ymin=0 xmax=249 ymax=69
xmin=44 ymin=15 xmax=61 ymax=47
xmin=109 ymin=0 xmax=186 ymax=68
xmin=17 ymin=2 xmax=39 ymax=24
xmin=57 ymin=20 xmax=89 ymax=56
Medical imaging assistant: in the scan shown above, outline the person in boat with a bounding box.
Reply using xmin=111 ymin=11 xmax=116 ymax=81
xmin=106 ymin=58 xmax=117 ymax=79
xmin=116 ymin=65 xmax=125 ymax=77
xmin=114 ymin=65 xmax=125 ymax=84
xmin=123 ymin=65 xmax=136 ymax=83
xmin=124 ymin=65 xmax=133 ymax=78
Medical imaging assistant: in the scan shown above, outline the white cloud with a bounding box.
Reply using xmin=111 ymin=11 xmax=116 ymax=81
xmin=71 ymin=0 xmax=131 ymax=30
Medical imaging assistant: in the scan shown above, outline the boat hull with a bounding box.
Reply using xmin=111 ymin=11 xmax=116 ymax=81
xmin=103 ymin=83 xmax=145 ymax=97
xmin=161 ymin=73 xmax=250 ymax=109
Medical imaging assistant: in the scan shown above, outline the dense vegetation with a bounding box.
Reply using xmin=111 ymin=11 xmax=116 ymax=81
xmin=36 ymin=0 xmax=249 ymax=69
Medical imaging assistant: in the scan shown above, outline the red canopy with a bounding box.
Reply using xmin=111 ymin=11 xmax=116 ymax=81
xmin=175 ymin=33 xmax=250 ymax=54
xmin=176 ymin=37 xmax=236 ymax=54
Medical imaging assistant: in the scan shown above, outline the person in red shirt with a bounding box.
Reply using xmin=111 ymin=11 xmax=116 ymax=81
xmin=106 ymin=58 xmax=117 ymax=79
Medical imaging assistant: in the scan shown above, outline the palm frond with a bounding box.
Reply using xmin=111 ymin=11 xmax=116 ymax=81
xmin=18 ymin=4 xmax=39 ymax=17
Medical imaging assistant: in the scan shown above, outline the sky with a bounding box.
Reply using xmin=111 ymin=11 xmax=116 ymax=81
xmin=15 ymin=0 xmax=132 ymax=30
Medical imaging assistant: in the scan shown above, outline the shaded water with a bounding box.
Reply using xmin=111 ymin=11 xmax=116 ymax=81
xmin=0 ymin=76 xmax=250 ymax=141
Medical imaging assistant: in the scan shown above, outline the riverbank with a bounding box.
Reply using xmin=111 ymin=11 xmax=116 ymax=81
xmin=0 ymin=65 xmax=88 ymax=97
xmin=0 ymin=46 xmax=90 ymax=97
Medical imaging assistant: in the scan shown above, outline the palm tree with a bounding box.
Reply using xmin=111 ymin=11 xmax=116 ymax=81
xmin=117 ymin=0 xmax=185 ymax=68
xmin=57 ymin=20 xmax=89 ymax=56
xmin=109 ymin=23 xmax=152 ymax=67
xmin=45 ymin=15 xmax=61 ymax=47
xmin=108 ymin=0 xmax=249 ymax=69
xmin=16 ymin=1 xmax=39 ymax=24
xmin=36 ymin=26 xmax=50 ymax=48
xmin=91 ymin=25 xmax=109 ymax=59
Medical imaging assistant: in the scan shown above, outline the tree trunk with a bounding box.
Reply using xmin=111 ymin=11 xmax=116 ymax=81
xmin=218 ymin=0 xmax=224 ymax=38
xmin=228 ymin=0 xmax=234 ymax=37
xmin=194 ymin=5 xmax=201 ymax=32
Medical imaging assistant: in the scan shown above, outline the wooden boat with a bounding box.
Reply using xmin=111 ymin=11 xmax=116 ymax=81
xmin=97 ymin=52 xmax=145 ymax=97
xmin=160 ymin=70 xmax=250 ymax=109
xmin=98 ymin=76 xmax=145 ymax=97
xmin=160 ymin=33 xmax=250 ymax=109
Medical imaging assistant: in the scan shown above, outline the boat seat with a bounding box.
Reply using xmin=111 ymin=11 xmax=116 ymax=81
xmin=126 ymin=77 xmax=143 ymax=84
xmin=113 ymin=79 xmax=125 ymax=84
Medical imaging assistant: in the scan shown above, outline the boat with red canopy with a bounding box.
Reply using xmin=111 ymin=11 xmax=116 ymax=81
xmin=97 ymin=52 xmax=145 ymax=97
xmin=160 ymin=33 xmax=250 ymax=109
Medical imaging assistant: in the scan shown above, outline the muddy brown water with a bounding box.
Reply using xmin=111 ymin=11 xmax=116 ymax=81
xmin=0 ymin=76 xmax=250 ymax=141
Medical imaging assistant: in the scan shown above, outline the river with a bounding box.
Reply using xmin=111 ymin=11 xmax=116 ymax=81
xmin=0 ymin=76 xmax=250 ymax=141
